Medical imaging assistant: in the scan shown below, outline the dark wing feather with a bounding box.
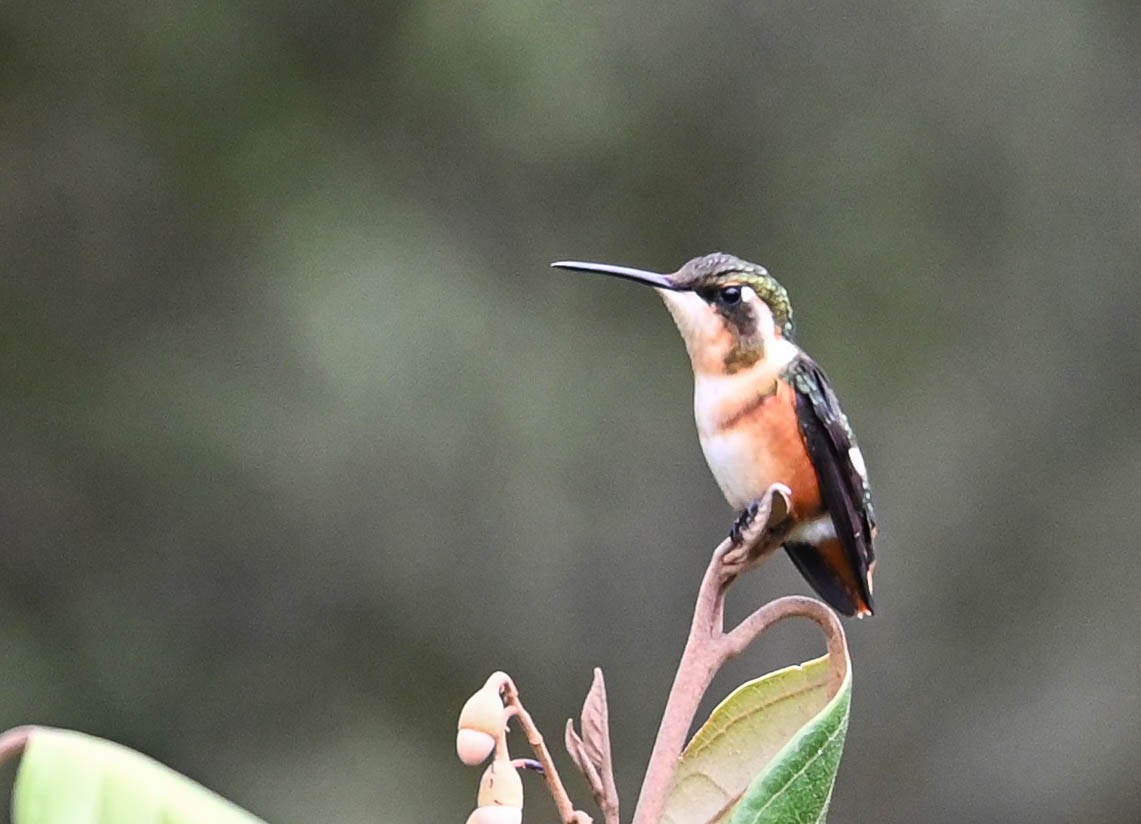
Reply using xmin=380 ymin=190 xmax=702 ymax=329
xmin=785 ymin=354 xmax=876 ymax=614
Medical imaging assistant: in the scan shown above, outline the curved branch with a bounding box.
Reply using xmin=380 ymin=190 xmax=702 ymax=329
xmin=629 ymin=536 xmax=733 ymax=824
xmin=724 ymin=595 xmax=848 ymax=691
xmin=631 ymin=485 xmax=845 ymax=824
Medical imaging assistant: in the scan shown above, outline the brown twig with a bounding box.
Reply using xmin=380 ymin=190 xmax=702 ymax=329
xmin=486 ymin=672 xmax=590 ymax=823
xmin=726 ymin=597 xmax=848 ymax=693
xmin=630 ymin=485 xmax=847 ymax=824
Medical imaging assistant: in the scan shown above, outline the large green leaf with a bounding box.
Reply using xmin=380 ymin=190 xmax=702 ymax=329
xmin=662 ymin=649 xmax=851 ymax=824
xmin=10 ymin=727 xmax=267 ymax=824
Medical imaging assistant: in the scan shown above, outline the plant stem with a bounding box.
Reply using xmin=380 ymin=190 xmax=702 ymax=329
xmin=630 ymin=487 xmax=846 ymax=824
xmin=489 ymin=672 xmax=583 ymax=823
xmin=630 ymin=537 xmax=734 ymax=824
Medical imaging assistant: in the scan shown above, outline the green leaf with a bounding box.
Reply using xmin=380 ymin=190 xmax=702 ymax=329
xmin=662 ymin=649 xmax=851 ymax=824
xmin=727 ymin=682 xmax=849 ymax=824
xmin=11 ymin=727 xmax=268 ymax=824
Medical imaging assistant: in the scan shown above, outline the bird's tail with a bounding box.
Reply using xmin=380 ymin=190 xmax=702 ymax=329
xmin=784 ymin=539 xmax=874 ymax=618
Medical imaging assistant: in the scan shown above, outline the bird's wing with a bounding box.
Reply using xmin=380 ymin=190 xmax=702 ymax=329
xmin=786 ymin=353 xmax=877 ymax=612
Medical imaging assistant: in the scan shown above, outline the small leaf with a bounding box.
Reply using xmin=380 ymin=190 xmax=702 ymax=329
xmin=566 ymin=669 xmax=619 ymax=821
xmin=579 ymin=669 xmax=614 ymax=792
xmin=564 ymin=719 xmax=600 ymax=789
xmin=661 ymin=648 xmax=850 ymax=824
xmin=11 ymin=727 xmax=268 ymax=824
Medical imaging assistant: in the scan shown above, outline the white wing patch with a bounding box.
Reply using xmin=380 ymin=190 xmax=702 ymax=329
xmin=848 ymin=445 xmax=868 ymax=483
xmin=788 ymin=513 xmax=838 ymax=545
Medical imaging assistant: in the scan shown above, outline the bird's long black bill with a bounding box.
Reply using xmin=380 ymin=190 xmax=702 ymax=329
xmin=550 ymin=260 xmax=677 ymax=290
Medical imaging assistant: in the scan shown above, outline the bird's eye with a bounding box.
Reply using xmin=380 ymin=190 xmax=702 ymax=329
xmin=718 ymin=286 xmax=742 ymax=305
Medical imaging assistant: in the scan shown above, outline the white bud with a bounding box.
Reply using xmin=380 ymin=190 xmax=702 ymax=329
xmin=456 ymin=729 xmax=497 ymax=766
xmin=465 ymin=807 xmax=522 ymax=824
xmin=477 ymin=758 xmax=523 ymax=808
xmin=456 ymin=684 xmax=506 ymax=753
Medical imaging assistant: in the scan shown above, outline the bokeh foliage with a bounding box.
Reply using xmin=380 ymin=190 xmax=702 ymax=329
xmin=2 ymin=2 xmax=1140 ymax=822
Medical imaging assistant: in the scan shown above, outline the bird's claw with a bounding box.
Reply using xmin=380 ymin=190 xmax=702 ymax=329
xmin=721 ymin=485 xmax=793 ymax=577
xmin=729 ymin=501 xmax=761 ymax=547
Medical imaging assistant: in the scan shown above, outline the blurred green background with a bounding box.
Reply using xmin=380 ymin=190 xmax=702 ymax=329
xmin=2 ymin=2 xmax=1139 ymax=822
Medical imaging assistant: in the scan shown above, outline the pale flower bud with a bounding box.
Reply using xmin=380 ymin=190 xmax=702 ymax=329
xmin=464 ymin=807 xmax=522 ymax=824
xmin=455 ymin=729 xmax=497 ymax=767
xmin=456 ymin=685 xmax=506 ymax=765
xmin=476 ymin=758 xmax=523 ymax=808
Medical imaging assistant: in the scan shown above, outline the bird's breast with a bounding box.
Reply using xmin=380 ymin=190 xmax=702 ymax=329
xmin=695 ymin=373 xmax=823 ymax=517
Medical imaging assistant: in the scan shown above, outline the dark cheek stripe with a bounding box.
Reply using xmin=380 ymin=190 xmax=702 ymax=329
xmin=718 ymin=303 xmax=761 ymax=373
xmin=717 ymin=303 xmax=756 ymax=337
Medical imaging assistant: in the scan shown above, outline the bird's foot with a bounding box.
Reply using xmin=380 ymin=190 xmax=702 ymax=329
xmin=729 ymin=502 xmax=762 ymax=547
xmin=722 ymin=485 xmax=793 ymax=579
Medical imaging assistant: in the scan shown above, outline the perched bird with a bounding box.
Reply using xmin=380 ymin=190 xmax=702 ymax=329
xmin=553 ymin=253 xmax=877 ymax=617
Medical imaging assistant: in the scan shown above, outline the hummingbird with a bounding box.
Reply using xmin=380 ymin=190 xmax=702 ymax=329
xmin=553 ymin=253 xmax=876 ymax=617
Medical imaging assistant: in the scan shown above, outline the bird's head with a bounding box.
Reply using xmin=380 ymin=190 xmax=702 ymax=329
xmin=552 ymin=252 xmax=794 ymax=376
